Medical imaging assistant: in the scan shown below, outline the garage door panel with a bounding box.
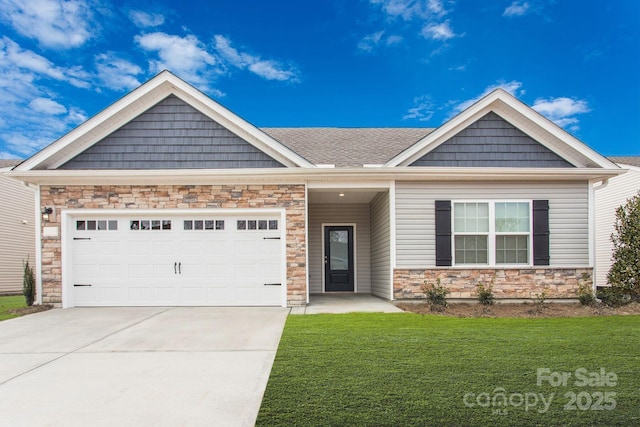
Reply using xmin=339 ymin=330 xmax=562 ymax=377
xmin=72 ymin=213 xmax=283 ymax=307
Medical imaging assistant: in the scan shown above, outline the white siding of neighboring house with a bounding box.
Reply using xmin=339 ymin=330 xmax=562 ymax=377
xmin=308 ymin=204 xmax=371 ymax=293
xmin=370 ymin=192 xmax=391 ymax=299
xmin=0 ymin=173 xmax=36 ymax=294
xmin=594 ymin=165 xmax=640 ymax=287
xmin=395 ymin=181 xmax=590 ymax=268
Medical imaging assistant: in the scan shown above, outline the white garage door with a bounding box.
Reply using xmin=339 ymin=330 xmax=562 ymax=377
xmin=70 ymin=213 xmax=283 ymax=307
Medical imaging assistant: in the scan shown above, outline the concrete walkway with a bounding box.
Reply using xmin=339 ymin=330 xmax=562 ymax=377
xmin=290 ymin=293 xmax=404 ymax=314
xmin=0 ymin=307 xmax=288 ymax=427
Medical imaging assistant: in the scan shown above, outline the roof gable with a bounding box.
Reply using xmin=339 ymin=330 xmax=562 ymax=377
xmin=15 ymin=71 xmax=312 ymax=171
xmin=60 ymin=96 xmax=285 ymax=169
xmin=387 ymin=89 xmax=619 ymax=169
xmin=410 ymin=112 xmax=573 ymax=167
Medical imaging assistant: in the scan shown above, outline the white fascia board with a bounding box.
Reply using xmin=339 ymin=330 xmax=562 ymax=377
xmin=385 ymin=89 xmax=618 ymax=170
xmin=17 ymin=71 xmax=313 ymax=171
xmin=6 ymin=166 xmax=624 ymax=186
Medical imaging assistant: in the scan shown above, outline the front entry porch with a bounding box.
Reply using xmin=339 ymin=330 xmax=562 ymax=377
xmin=291 ymin=293 xmax=404 ymax=314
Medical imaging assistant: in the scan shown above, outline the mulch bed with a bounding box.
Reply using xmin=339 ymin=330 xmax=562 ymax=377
xmin=9 ymin=305 xmax=54 ymax=316
xmin=396 ymin=301 xmax=640 ymax=318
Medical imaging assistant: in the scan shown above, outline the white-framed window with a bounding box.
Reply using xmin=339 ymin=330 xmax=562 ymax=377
xmin=453 ymin=201 xmax=531 ymax=266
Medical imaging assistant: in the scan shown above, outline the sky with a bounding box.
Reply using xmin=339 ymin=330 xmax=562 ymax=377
xmin=0 ymin=0 xmax=638 ymax=160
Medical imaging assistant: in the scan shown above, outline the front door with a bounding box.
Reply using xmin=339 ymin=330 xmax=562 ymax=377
xmin=324 ymin=226 xmax=354 ymax=292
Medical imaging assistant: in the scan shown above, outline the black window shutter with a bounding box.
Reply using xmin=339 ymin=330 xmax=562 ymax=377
xmin=533 ymin=200 xmax=550 ymax=266
xmin=435 ymin=200 xmax=452 ymax=266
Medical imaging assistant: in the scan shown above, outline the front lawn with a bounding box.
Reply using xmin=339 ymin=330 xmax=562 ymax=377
xmin=257 ymin=313 xmax=639 ymax=426
xmin=0 ymin=295 xmax=27 ymax=321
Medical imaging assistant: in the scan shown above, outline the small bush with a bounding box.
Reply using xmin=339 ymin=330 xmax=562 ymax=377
xmin=597 ymin=286 xmax=632 ymax=307
xmin=23 ymin=259 xmax=35 ymax=307
xmin=476 ymin=282 xmax=495 ymax=306
xmin=534 ymin=288 xmax=548 ymax=308
xmin=422 ymin=279 xmax=449 ymax=310
xmin=577 ymin=282 xmax=596 ymax=306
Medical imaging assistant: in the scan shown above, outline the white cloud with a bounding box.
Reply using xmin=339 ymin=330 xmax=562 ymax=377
xmin=135 ymin=32 xmax=220 ymax=92
xmin=29 ymin=97 xmax=67 ymax=115
xmin=532 ymin=97 xmax=590 ymax=131
xmin=503 ymin=1 xmax=530 ymax=17
xmin=370 ymin=0 xmax=448 ymax=21
xmin=421 ymin=20 xmax=460 ymax=41
xmin=0 ymin=37 xmax=89 ymax=88
xmin=450 ymin=80 xmax=524 ymax=115
xmin=95 ymin=53 xmax=143 ymax=91
xmin=213 ymin=35 xmax=300 ymax=82
xmin=358 ymin=31 xmax=404 ymax=52
xmin=386 ymin=34 xmax=404 ymax=45
xmin=129 ymin=10 xmax=165 ymax=28
xmin=0 ymin=0 xmax=95 ymax=48
xmin=403 ymin=95 xmax=435 ymax=122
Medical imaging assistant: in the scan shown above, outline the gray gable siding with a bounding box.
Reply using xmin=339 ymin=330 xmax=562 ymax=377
xmin=60 ymin=96 xmax=285 ymax=169
xmin=410 ymin=112 xmax=574 ymax=167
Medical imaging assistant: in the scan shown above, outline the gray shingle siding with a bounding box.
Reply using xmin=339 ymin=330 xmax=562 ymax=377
xmin=410 ymin=112 xmax=574 ymax=167
xmin=60 ymin=95 xmax=285 ymax=169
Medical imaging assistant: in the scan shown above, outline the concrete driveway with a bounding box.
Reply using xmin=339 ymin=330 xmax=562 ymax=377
xmin=0 ymin=307 xmax=288 ymax=427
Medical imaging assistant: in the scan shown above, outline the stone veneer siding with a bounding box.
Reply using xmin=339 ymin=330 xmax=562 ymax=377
xmin=40 ymin=184 xmax=306 ymax=307
xmin=394 ymin=267 xmax=593 ymax=300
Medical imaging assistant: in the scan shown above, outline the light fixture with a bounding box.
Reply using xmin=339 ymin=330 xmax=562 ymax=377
xmin=339 ymin=193 xmax=345 ymax=197
xmin=42 ymin=207 xmax=53 ymax=222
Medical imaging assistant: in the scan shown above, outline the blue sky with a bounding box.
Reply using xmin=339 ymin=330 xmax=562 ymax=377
xmin=1 ymin=0 xmax=638 ymax=160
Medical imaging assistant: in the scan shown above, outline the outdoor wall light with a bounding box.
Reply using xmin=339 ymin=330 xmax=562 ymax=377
xmin=42 ymin=207 xmax=53 ymax=222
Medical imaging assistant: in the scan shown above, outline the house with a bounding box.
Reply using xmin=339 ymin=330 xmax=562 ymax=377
xmin=7 ymin=71 xmax=622 ymax=308
xmin=594 ymin=157 xmax=640 ymax=288
xmin=0 ymin=160 xmax=36 ymax=294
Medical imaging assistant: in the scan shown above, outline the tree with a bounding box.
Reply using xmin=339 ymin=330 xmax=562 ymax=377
xmin=607 ymin=191 xmax=640 ymax=297
xmin=23 ymin=259 xmax=35 ymax=306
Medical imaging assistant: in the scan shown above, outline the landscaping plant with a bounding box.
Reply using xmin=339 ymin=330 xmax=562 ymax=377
xmin=422 ymin=278 xmax=449 ymax=310
xmin=23 ymin=258 xmax=35 ymax=307
xmin=607 ymin=191 xmax=640 ymax=302
xmin=476 ymin=281 xmax=495 ymax=305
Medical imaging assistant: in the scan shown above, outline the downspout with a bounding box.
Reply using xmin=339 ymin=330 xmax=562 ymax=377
xmin=33 ymin=183 xmax=43 ymax=305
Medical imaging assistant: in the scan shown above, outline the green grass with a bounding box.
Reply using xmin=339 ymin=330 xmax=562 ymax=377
xmin=257 ymin=313 xmax=640 ymax=426
xmin=0 ymin=295 xmax=26 ymax=321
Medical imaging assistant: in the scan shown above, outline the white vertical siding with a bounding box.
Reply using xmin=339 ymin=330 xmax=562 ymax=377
xmin=594 ymin=166 xmax=640 ymax=286
xmin=308 ymin=204 xmax=371 ymax=293
xmin=370 ymin=192 xmax=391 ymax=299
xmin=0 ymin=174 xmax=36 ymax=294
xmin=395 ymin=181 xmax=590 ymax=268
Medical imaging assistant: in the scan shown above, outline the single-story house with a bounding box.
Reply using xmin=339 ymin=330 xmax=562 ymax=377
xmin=7 ymin=71 xmax=623 ymax=308
xmin=594 ymin=157 xmax=640 ymax=287
xmin=0 ymin=160 xmax=36 ymax=295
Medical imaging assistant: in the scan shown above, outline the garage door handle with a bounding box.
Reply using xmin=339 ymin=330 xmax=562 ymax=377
xmin=73 ymin=237 xmax=91 ymax=240
xmin=74 ymin=284 xmax=92 ymax=287
xmin=264 ymin=283 xmax=281 ymax=286
xmin=178 ymin=262 xmax=181 ymax=274
xmin=174 ymin=262 xmax=177 ymax=274
xmin=263 ymin=237 xmax=280 ymax=240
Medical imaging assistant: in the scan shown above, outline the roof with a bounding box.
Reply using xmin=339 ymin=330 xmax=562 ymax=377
xmin=261 ymin=128 xmax=434 ymax=167
xmin=0 ymin=159 xmax=21 ymax=168
xmin=608 ymin=156 xmax=640 ymax=167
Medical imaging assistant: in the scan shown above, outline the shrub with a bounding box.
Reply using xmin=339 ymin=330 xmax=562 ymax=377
xmin=607 ymin=191 xmax=640 ymax=299
xmin=577 ymin=281 xmax=596 ymax=306
xmin=597 ymin=286 xmax=632 ymax=307
xmin=23 ymin=259 xmax=35 ymax=307
xmin=422 ymin=279 xmax=449 ymax=310
xmin=476 ymin=282 xmax=494 ymax=306
xmin=534 ymin=288 xmax=547 ymax=308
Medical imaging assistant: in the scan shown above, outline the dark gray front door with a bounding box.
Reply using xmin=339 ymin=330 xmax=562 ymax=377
xmin=324 ymin=226 xmax=354 ymax=292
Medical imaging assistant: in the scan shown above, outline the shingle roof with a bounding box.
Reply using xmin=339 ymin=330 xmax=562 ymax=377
xmin=608 ymin=156 xmax=640 ymax=167
xmin=261 ymin=128 xmax=434 ymax=167
xmin=0 ymin=159 xmax=21 ymax=168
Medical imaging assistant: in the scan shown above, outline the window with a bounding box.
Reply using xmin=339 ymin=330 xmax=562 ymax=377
xmin=76 ymin=220 xmax=117 ymax=231
xmin=453 ymin=201 xmax=531 ymax=266
xmin=183 ymin=219 xmax=225 ymax=231
xmin=130 ymin=220 xmax=171 ymax=231
xmin=236 ymin=219 xmax=278 ymax=231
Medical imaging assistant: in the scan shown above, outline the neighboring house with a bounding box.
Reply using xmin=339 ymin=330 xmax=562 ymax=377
xmin=594 ymin=157 xmax=640 ymax=288
xmin=8 ymin=71 xmax=622 ymax=308
xmin=0 ymin=160 xmax=36 ymax=294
